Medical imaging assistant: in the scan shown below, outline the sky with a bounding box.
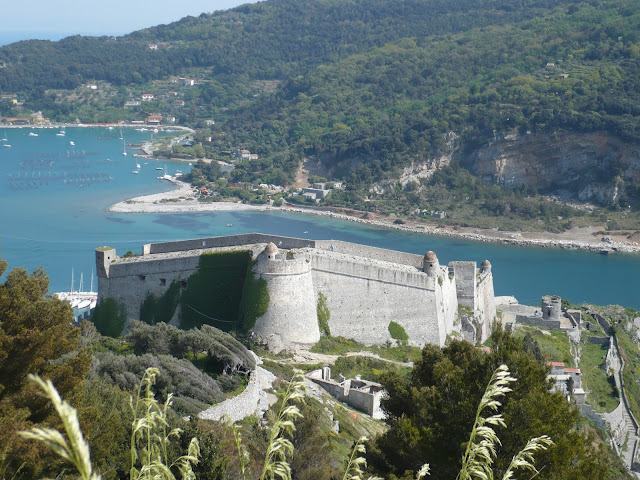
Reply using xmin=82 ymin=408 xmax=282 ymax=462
xmin=0 ymin=0 xmax=258 ymax=45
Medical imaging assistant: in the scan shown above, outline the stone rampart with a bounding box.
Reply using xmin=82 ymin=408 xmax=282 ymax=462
xmin=310 ymin=250 xmax=454 ymax=346
xmin=198 ymin=363 xmax=275 ymax=423
xmin=315 ymin=240 xmax=424 ymax=268
xmin=146 ymin=233 xmax=315 ymax=255
xmin=97 ymin=234 xmax=496 ymax=349
xmin=579 ymin=404 xmax=608 ymax=432
xmin=588 ymin=336 xmax=611 ymax=346
xmin=606 ymin=402 xmax=628 ymax=448
xmin=515 ymin=315 xmax=561 ymax=330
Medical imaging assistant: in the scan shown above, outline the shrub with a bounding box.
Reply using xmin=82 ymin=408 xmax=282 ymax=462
xmin=388 ymin=321 xmax=409 ymax=344
xmin=317 ymin=292 xmax=331 ymax=336
xmin=91 ymin=297 xmax=126 ymax=337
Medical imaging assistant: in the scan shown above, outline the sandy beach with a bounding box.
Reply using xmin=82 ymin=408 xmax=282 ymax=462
xmin=108 ymin=178 xmax=640 ymax=254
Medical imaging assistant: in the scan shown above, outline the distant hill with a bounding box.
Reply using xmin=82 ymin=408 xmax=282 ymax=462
xmin=2 ymin=0 xmax=640 ymax=220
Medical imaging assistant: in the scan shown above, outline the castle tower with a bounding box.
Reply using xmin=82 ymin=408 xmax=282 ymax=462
xmin=423 ymin=251 xmax=440 ymax=276
xmin=251 ymin=243 xmax=320 ymax=352
xmin=542 ymin=295 xmax=562 ymax=321
xmin=480 ymin=260 xmax=492 ymax=274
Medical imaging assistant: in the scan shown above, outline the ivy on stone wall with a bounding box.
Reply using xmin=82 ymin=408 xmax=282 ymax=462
xmin=388 ymin=321 xmax=409 ymax=345
xmin=91 ymin=297 xmax=127 ymax=337
xmin=317 ymin=292 xmax=331 ymax=336
xmin=180 ymin=250 xmax=252 ymax=331
xmin=140 ymin=281 xmax=181 ymax=325
xmin=238 ymin=264 xmax=270 ymax=331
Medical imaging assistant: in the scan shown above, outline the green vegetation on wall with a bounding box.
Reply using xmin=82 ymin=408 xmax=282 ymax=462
xmin=238 ymin=263 xmax=270 ymax=331
xmin=140 ymin=281 xmax=181 ymax=325
xmin=317 ymin=292 xmax=331 ymax=336
xmin=388 ymin=321 xmax=409 ymax=345
xmin=180 ymin=250 xmax=252 ymax=331
xmin=91 ymin=297 xmax=127 ymax=337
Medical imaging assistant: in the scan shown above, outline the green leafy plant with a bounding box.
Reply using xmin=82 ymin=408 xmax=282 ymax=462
xmin=317 ymin=292 xmax=331 ymax=336
xmin=21 ymin=368 xmax=200 ymax=480
xmin=20 ymin=375 xmax=101 ymax=480
xmin=388 ymin=321 xmax=409 ymax=345
xmin=456 ymin=364 xmax=554 ymax=480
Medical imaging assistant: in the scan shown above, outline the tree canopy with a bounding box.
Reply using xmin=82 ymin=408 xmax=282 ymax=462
xmin=0 ymin=266 xmax=91 ymax=478
xmin=370 ymin=329 xmax=631 ymax=480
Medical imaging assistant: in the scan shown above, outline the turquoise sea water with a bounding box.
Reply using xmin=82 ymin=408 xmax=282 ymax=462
xmin=0 ymin=126 xmax=638 ymax=308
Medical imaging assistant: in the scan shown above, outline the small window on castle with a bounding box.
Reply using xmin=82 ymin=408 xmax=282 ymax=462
xmin=139 ymin=275 xmax=146 ymax=281
xmin=181 ymin=280 xmax=187 ymax=288
xmin=160 ymin=278 xmax=167 ymax=286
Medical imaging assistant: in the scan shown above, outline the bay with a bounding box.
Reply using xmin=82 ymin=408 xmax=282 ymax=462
xmin=0 ymin=127 xmax=638 ymax=308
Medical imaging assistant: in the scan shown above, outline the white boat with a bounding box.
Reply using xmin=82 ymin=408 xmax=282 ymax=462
xmin=122 ymin=137 xmax=127 ymax=156
xmin=77 ymin=299 xmax=91 ymax=309
xmin=69 ymin=141 xmax=75 ymax=146
xmin=2 ymin=144 xmax=10 ymax=148
xmin=28 ymin=132 xmax=38 ymax=137
xmin=132 ymin=170 xmax=139 ymax=174
xmin=108 ymin=126 xmax=114 ymax=130
xmin=1 ymin=138 xmax=7 ymax=141
xmin=155 ymin=166 xmax=163 ymax=170
xmin=56 ymin=130 xmax=66 ymax=136
xmin=136 ymin=163 xmax=141 ymax=168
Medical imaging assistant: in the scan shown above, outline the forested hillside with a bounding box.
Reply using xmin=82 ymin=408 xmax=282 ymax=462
xmin=2 ymin=0 xmax=640 ymax=224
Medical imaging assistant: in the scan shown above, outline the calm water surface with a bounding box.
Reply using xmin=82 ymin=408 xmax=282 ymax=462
xmin=0 ymin=127 xmax=638 ymax=308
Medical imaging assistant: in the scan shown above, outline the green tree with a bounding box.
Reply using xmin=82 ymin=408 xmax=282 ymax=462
xmin=0 ymin=266 xmax=91 ymax=478
xmin=371 ymin=329 xmax=630 ymax=480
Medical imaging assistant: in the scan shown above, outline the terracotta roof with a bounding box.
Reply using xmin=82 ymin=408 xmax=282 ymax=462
xmin=547 ymin=361 xmax=565 ymax=367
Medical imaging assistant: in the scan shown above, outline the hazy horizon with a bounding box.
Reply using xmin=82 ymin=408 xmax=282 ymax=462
xmin=1 ymin=0 xmax=258 ymax=46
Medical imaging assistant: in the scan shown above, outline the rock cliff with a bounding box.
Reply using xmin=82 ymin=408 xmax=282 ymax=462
xmin=460 ymin=132 xmax=640 ymax=206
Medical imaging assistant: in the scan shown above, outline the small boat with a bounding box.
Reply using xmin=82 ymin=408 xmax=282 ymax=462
xmin=2 ymin=144 xmax=11 ymax=148
xmin=56 ymin=131 xmax=65 ymax=136
xmin=227 ymin=224 xmax=233 ymax=227
xmin=108 ymin=126 xmax=114 ymax=130
xmin=1 ymin=138 xmax=7 ymax=141
xmin=77 ymin=299 xmax=91 ymax=309
xmin=132 ymin=170 xmax=139 ymax=174
xmin=122 ymin=137 xmax=127 ymax=156
xmin=28 ymin=132 xmax=38 ymax=137
xmin=69 ymin=141 xmax=75 ymax=146
xmin=155 ymin=167 xmax=163 ymax=170
xmin=136 ymin=163 xmax=141 ymax=168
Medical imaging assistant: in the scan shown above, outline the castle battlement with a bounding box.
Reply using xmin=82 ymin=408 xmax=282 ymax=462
xmin=96 ymin=233 xmax=497 ymax=352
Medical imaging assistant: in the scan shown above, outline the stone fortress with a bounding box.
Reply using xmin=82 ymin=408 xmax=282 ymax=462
xmin=96 ymin=233 xmax=497 ymax=351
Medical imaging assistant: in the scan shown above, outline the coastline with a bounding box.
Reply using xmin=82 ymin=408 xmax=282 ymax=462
xmin=1 ymin=123 xmax=194 ymax=133
xmin=108 ymin=178 xmax=640 ymax=254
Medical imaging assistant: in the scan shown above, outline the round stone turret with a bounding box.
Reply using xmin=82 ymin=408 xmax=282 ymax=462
xmin=480 ymin=260 xmax=492 ymax=274
xmin=423 ymin=251 xmax=440 ymax=276
xmin=264 ymin=242 xmax=278 ymax=259
xmin=542 ymin=295 xmax=562 ymax=321
xmin=251 ymin=245 xmax=319 ymax=352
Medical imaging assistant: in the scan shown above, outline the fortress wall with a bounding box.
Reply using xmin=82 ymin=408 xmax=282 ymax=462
xmin=435 ymin=271 xmax=459 ymax=345
xmin=315 ymin=240 xmax=424 ymax=268
xmin=146 ymin=233 xmax=315 ymax=255
xmin=310 ymin=251 xmax=444 ymax=346
xmin=449 ymin=262 xmax=476 ymax=308
xmin=99 ymin=255 xmax=201 ymax=322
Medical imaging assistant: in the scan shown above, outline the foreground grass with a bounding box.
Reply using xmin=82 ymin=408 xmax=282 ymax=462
xmin=579 ymin=341 xmax=619 ymax=413
xmin=310 ymin=336 xmax=422 ymax=363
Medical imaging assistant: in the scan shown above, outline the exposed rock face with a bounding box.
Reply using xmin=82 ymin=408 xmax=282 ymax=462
xmin=460 ymin=132 xmax=640 ymax=206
